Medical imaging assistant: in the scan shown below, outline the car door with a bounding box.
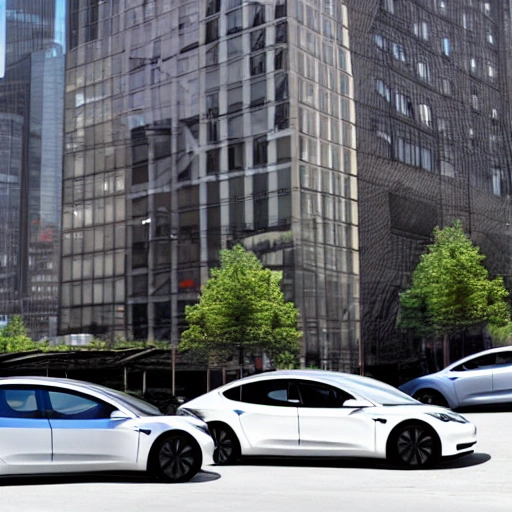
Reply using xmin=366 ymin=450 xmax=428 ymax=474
xmin=449 ymin=353 xmax=496 ymax=406
xmin=295 ymin=380 xmax=375 ymax=456
xmin=0 ymin=386 xmax=52 ymax=473
xmin=491 ymin=350 xmax=512 ymax=400
xmin=43 ymin=387 xmax=140 ymax=471
xmin=236 ymin=379 xmax=299 ymax=455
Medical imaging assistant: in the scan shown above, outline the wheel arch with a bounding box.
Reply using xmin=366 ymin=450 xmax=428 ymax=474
xmin=207 ymin=420 xmax=242 ymax=456
xmin=413 ymin=387 xmax=449 ymax=406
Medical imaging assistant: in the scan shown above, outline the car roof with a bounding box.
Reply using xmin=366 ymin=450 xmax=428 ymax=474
xmin=0 ymin=375 xmax=114 ymax=396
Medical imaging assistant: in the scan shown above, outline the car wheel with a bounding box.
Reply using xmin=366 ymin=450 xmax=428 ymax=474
xmin=389 ymin=422 xmax=440 ymax=469
xmin=208 ymin=422 xmax=240 ymax=465
xmin=153 ymin=432 xmax=202 ymax=483
xmin=413 ymin=389 xmax=449 ymax=407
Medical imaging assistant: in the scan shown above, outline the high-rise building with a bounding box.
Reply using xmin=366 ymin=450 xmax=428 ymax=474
xmin=347 ymin=0 xmax=512 ymax=373
xmin=59 ymin=0 xmax=361 ymax=371
xmin=0 ymin=1 xmax=66 ymax=339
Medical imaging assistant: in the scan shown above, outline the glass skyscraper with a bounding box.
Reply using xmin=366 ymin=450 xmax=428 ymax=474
xmin=0 ymin=1 xmax=65 ymax=339
xmin=60 ymin=0 xmax=361 ymax=371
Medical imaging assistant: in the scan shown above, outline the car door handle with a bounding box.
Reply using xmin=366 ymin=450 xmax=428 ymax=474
xmin=372 ymin=418 xmax=387 ymax=424
xmin=135 ymin=428 xmax=151 ymax=435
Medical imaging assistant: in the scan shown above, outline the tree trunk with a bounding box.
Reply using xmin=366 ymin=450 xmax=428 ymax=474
xmin=443 ymin=333 xmax=450 ymax=368
xmin=239 ymin=345 xmax=244 ymax=379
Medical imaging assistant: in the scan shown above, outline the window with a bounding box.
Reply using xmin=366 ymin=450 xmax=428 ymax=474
xmin=228 ymin=142 xmax=244 ymax=170
xmin=253 ymin=136 xmax=268 ymax=166
xmin=0 ymin=387 xmax=39 ymax=418
xmin=241 ymin=380 xmax=294 ymax=406
xmin=250 ymin=54 xmax=266 ymax=76
xmin=251 ymin=79 xmax=266 ymax=107
xmin=206 ymin=92 xmax=219 ymax=118
xmin=250 ymin=4 xmax=265 ymax=26
xmin=392 ymin=43 xmax=406 ymax=62
xmin=228 ymin=36 xmax=243 ymax=58
xmin=228 ymin=85 xmax=243 ymax=113
xmin=275 ymin=0 xmax=287 ymax=18
xmin=442 ymin=38 xmax=450 ymax=56
xmin=251 ymin=29 xmax=265 ymax=51
xmin=205 ymin=18 xmax=219 ymax=43
xmin=275 ymin=22 xmax=288 ymax=43
xmin=483 ymin=2 xmax=491 ymax=16
xmin=382 ymin=0 xmax=394 ymax=14
xmin=227 ymin=8 xmax=243 ymax=34
xmin=274 ymin=48 xmax=287 ymax=70
xmin=206 ymin=0 xmax=221 ymax=16
xmin=418 ymin=104 xmax=432 ymax=127
xmin=223 ymin=386 xmax=242 ymax=401
xmin=471 ymin=93 xmax=479 ymax=111
xmin=395 ymin=92 xmax=414 ymax=118
xmin=376 ymin=80 xmax=391 ymax=102
xmin=396 ymin=137 xmax=433 ymax=170
xmin=274 ymin=102 xmax=289 ymax=130
xmin=470 ymin=57 xmax=477 ymax=74
xmin=206 ymin=44 xmax=218 ymax=65
xmin=206 ymin=149 xmax=220 ymax=174
xmin=488 ymin=62 xmax=495 ymax=79
xmin=276 ymin=136 xmax=291 ymax=162
xmin=417 ymin=62 xmax=431 ymax=82
xmin=46 ymin=390 xmax=115 ymax=419
xmin=296 ymin=381 xmax=353 ymax=408
xmin=275 ymin=73 xmax=288 ymax=100
xmin=413 ymin=22 xmax=429 ymax=40
xmin=85 ymin=0 xmax=99 ymax=43
xmin=492 ymin=168 xmax=502 ymax=196
xmin=374 ymin=34 xmax=387 ymax=50
xmin=441 ymin=79 xmax=452 ymax=96
xmin=453 ymin=354 xmax=496 ymax=371
xmin=438 ymin=118 xmax=451 ymax=138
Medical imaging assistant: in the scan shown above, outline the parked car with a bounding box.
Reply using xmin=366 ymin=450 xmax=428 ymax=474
xmin=178 ymin=370 xmax=476 ymax=469
xmin=0 ymin=376 xmax=214 ymax=482
xmin=399 ymin=346 xmax=512 ymax=409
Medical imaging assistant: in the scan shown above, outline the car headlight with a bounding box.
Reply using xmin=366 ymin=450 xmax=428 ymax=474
xmin=426 ymin=411 xmax=468 ymax=424
xmin=176 ymin=407 xmax=204 ymax=420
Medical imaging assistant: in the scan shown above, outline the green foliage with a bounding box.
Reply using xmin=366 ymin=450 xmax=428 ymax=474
xmin=399 ymin=221 xmax=510 ymax=337
xmin=87 ymin=339 xmax=108 ymax=350
xmin=274 ymin=351 xmax=300 ymax=370
xmin=179 ymin=244 xmax=302 ymax=365
xmin=487 ymin=322 xmax=512 ymax=347
xmin=0 ymin=316 xmax=36 ymax=352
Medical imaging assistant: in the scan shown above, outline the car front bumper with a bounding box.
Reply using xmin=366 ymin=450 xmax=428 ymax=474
xmin=440 ymin=421 xmax=477 ymax=457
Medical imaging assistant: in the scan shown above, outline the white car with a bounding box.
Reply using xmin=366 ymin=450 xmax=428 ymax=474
xmin=178 ymin=370 xmax=477 ymax=469
xmin=399 ymin=346 xmax=512 ymax=409
xmin=0 ymin=376 xmax=214 ymax=482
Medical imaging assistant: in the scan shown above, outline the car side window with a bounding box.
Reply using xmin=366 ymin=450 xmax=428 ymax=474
xmin=223 ymin=385 xmax=242 ymax=402
xmin=0 ymin=387 xmax=40 ymax=419
xmin=453 ymin=353 xmax=496 ymax=371
xmin=46 ymin=390 xmax=115 ymax=420
xmin=240 ymin=379 xmax=293 ymax=406
xmin=295 ymin=380 xmax=353 ymax=408
xmin=495 ymin=352 xmax=512 ymax=367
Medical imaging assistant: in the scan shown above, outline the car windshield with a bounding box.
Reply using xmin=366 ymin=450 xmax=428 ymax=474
xmin=333 ymin=376 xmax=420 ymax=406
xmin=93 ymin=386 xmax=163 ymax=417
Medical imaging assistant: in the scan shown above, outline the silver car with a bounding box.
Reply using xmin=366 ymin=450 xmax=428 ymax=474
xmin=0 ymin=376 xmax=214 ymax=482
xmin=399 ymin=346 xmax=512 ymax=409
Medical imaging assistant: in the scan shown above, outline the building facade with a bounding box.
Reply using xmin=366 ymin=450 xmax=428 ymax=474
xmin=59 ymin=0 xmax=361 ymax=371
xmin=0 ymin=1 xmax=66 ymax=339
xmin=347 ymin=0 xmax=512 ymax=372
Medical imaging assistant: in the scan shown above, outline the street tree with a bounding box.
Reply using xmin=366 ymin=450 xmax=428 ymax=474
xmin=179 ymin=244 xmax=302 ymax=374
xmin=399 ymin=220 xmax=510 ymax=367
xmin=0 ymin=315 xmax=36 ymax=352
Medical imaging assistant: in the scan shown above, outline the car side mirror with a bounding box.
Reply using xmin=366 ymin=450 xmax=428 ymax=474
xmin=343 ymin=399 xmax=372 ymax=408
xmin=110 ymin=410 xmax=131 ymax=421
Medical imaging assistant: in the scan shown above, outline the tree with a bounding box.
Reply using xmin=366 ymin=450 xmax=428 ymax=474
xmin=179 ymin=245 xmax=302 ymax=373
xmin=0 ymin=316 xmax=36 ymax=352
xmin=399 ymin=221 xmax=510 ymax=367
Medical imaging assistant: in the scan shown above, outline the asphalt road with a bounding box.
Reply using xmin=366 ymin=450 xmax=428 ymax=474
xmin=1 ymin=410 xmax=511 ymax=512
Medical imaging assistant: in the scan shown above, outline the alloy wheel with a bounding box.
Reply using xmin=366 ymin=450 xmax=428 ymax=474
xmin=395 ymin=426 xmax=436 ymax=467
xmin=209 ymin=424 xmax=239 ymax=465
xmin=414 ymin=390 xmax=448 ymax=407
xmin=157 ymin=433 xmax=200 ymax=482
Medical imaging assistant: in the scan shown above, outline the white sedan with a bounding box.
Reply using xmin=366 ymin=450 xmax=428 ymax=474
xmin=178 ymin=370 xmax=477 ymax=469
xmin=0 ymin=376 xmax=214 ymax=482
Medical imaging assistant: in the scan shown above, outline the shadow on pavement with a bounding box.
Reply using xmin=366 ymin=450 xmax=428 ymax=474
xmin=0 ymin=469 xmax=221 ymax=487
xmin=237 ymin=451 xmax=491 ymax=471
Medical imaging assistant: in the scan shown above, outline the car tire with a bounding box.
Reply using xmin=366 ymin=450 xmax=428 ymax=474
xmin=388 ymin=422 xmax=441 ymax=469
xmin=152 ymin=432 xmax=202 ymax=483
xmin=413 ymin=389 xmax=449 ymax=408
xmin=208 ymin=422 xmax=241 ymax=465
